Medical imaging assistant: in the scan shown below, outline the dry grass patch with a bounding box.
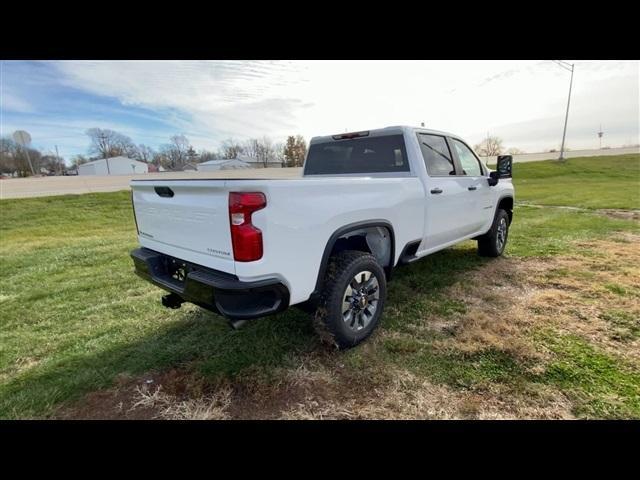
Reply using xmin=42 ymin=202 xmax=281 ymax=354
xmin=131 ymin=384 xmax=232 ymax=420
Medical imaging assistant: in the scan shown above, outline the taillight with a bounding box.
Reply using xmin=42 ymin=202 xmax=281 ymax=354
xmin=229 ymin=192 xmax=266 ymax=262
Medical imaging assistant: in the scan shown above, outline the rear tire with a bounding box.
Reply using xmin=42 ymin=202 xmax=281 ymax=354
xmin=478 ymin=208 xmax=510 ymax=257
xmin=314 ymin=250 xmax=387 ymax=349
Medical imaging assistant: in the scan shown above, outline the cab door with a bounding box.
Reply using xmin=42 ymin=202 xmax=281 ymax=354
xmin=417 ymin=133 xmax=473 ymax=252
xmin=448 ymin=137 xmax=493 ymax=234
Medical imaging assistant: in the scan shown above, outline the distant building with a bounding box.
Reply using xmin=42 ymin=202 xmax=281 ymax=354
xmin=78 ymin=156 xmax=148 ymax=175
xmin=197 ymin=159 xmax=252 ymax=172
xmin=236 ymin=154 xmax=282 ymax=169
xmin=147 ymin=163 xmax=166 ymax=173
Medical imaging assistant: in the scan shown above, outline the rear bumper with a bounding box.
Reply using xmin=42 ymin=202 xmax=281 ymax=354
xmin=130 ymin=247 xmax=289 ymax=320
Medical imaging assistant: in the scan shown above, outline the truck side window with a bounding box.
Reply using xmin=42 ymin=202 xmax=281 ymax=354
xmin=451 ymin=139 xmax=483 ymax=176
xmin=417 ymin=133 xmax=455 ymax=176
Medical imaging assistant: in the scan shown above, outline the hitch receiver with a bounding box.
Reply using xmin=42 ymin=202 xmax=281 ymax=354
xmin=162 ymin=293 xmax=184 ymax=309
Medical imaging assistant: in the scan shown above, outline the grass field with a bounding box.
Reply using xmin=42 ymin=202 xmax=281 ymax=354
xmin=1 ymin=154 xmax=639 ymax=419
xmin=510 ymin=154 xmax=640 ymax=210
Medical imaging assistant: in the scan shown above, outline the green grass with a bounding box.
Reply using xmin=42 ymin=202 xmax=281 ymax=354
xmin=1 ymin=154 xmax=639 ymax=418
xmin=510 ymin=154 xmax=640 ymax=210
xmin=539 ymin=332 xmax=640 ymax=418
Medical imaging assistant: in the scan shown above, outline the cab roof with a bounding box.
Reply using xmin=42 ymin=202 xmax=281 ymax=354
xmin=309 ymin=125 xmax=461 ymax=144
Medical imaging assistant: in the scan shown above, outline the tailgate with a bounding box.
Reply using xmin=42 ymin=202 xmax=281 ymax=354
xmin=131 ymin=180 xmax=235 ymax=274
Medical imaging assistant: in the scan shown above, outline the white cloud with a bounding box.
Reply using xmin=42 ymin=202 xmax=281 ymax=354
xmin=43 ymin=60 xmax=640 ymax=152
xmin=1 ymin=91 xmax=34 ymax=113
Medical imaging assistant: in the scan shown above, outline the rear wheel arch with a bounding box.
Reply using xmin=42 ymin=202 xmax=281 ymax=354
xmin=312 ymin=220 xmax=395 ymax=297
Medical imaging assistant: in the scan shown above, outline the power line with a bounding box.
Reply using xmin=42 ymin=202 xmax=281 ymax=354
xmin=552 ymin=60 xmax=573 ymax=72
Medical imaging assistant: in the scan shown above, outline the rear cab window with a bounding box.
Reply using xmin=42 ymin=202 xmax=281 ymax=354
xmin=304 ymin=134 xmax=409 ymax=175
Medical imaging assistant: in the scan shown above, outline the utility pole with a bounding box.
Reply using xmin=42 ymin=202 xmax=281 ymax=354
xmin=598 ymin=124 xmax=604 ymax=149
xmin=13 ymin=131 xmax=35 ymax=175
xmin=99 ymin=132 xmax=111 ymax=174
xmin=553 ymin=60 xmax=575 ymax=162
xmin=23 ymin=146 xmax=35 ymax=175
xmin=55 ymin=145 xmax=62 ymax=175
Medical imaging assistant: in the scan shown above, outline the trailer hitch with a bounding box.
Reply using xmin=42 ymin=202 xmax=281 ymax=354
xmin=161 ymin=293 xmax=184 ymax=309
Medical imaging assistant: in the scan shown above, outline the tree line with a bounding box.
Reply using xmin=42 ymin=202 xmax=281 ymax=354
xmin=76 ymin=129 xmax=308 ymax=171
xmin=0 ymin=137 xmax=66 ymax=177
xmin=2 ymin=128 xmax=542 ymax=177
xmin=0 ymin=128 xmax=308 ymax=176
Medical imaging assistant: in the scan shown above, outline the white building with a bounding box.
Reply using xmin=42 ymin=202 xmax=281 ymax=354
xmin=78 ymin=156 xmax=149 ymax=175
xmin=197 ymin=159 xmax=252 ymax=172
xmin=236 ymin=154 xmax=282 ymax=169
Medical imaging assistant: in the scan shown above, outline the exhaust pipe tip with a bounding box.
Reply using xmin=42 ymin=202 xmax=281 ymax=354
xmin=229 ymin=319 xmax=248 ymax=330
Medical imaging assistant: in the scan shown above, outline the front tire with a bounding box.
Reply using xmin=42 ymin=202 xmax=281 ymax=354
xmin=314 ymin=250 xmax=387 ymax=349
xmin=478 ymin=208 xmax=510 ymax=257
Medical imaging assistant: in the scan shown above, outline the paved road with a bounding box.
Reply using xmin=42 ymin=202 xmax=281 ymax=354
xmin=480 ymin=146 xmax=639 ymax=164
xmin=0 ymin=168 xmax=303 ymax=200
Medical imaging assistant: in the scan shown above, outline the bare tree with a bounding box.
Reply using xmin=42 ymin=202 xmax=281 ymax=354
xmin=244 ymin=136 xmax=278 ymax=167
xmin=243 ymin=138 xmax=259 ymax=162
xmin=251 ymin=139 xmax=285 ymax=167
xmin=186 ymin=146 xmax=198 ymax=164
xmin=134 ymin=144 xmax=155 ymax=163
xmin=85 ymin=128 xmax=136 ymax=158
xmin=0 ymin=137 xmax=17 ymax=174
xmin=198 ymin=149 xmax=219 ymax=162
xmin=0 ymin=138 xmax=44 ymax=176
xmin=71 ymin=155 xmax=90 ymax=168
xmin=220 ymin=139 xmax=245 ymax=159
xmin=151 ymin=151 xmax=170 ymax=169
xmin=273 ymin=142 xmax=286 ymax=167
xmin=473 ymin=135 xmax=503 ymax=157
xmin=40 ymin=154 xmax=65 ymax=174
xmin=159 ymin=135 xmax=192 ymax=170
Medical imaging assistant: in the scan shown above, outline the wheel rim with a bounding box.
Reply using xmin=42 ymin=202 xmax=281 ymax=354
xmin=342 ymin=270 xmax=380 ymax=332
xmin=496 ymin=217 xmax=507 ymax=251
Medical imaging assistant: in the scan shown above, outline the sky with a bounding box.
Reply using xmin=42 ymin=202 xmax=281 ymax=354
xmin=1 ymin=60 xmax=638 ymax=163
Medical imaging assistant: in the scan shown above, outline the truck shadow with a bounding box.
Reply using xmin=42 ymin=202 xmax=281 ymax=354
xmin=2 ymin=243 xmax=489 ymax=418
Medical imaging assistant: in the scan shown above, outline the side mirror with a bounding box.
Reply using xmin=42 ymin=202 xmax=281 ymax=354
xmin=497 ymin=155 xmax=513 ymax=178
xmin=488 ymin=171 xmax=499 ymax=186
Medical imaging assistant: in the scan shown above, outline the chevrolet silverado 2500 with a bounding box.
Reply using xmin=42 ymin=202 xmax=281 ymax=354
xmin=130 ymin=126 xmax=514 ymax=348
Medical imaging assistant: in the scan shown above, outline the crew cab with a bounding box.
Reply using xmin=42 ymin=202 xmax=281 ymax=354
xmin=130 ymin=126 xmax=514 ymax=348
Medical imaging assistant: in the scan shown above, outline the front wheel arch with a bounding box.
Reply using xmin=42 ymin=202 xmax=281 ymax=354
xmin=497 ymin=196 xmax=514 ymax=224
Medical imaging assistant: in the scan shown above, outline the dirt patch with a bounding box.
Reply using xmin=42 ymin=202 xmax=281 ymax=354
xmin=55 ymin=374 xmax=161 ymax=420
xmin=56 ymin=234 xmax=639 ymax=420
xmin=520 ymin=203 xmax=640 ymax=221
xmin=597 ymin=209 xmax=640 ymax=221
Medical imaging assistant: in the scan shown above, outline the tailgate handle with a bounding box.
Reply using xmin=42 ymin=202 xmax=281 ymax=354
xmin=154 ymin=186 xmax=174 ymax=198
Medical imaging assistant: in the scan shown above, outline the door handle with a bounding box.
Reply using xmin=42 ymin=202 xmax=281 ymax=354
xmin=468 ymin=186 xmax=477 ymax=191
xmin=430 ymin=188 xmax=443 ymax=194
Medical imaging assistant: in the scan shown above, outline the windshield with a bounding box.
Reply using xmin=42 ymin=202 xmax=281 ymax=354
xmin=304 ymin=134 xmax=409 ymax=175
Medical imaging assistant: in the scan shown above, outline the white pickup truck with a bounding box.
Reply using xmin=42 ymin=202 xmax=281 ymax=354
xmin=130 ymin=126 xmax=514 ymax=348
